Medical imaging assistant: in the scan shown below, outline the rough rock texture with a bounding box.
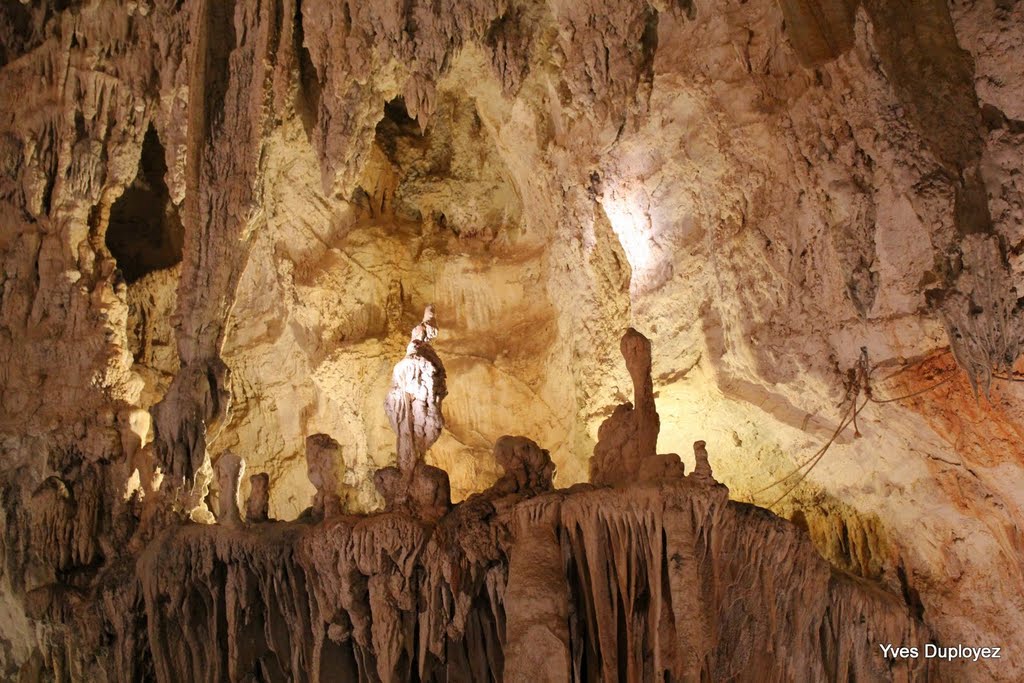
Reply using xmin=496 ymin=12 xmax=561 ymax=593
xmin=245 ymin=472 xmax=270 ymax=523
xmin=0 ymin=0 xmax=1023 ymax=680
xmin=213 ymin=451 xmax=245 ymax=527
xmin=304 ymin=434 xmax=350 ymax=521
xmin=376 ymin=304 xmax=452 ymax=521
xmin=383 ymin=305 xmax=447 ymax=474
xmin=590 ymin=328 xmax=687 ymax=485
xmin=30 ymin=441 xmax=933 ymax=682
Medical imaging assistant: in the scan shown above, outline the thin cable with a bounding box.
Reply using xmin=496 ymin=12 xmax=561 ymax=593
xmin=756 ymin=360 xmax=953 ymax=505
xmin=749 ymin=396 xmax=856 ymax=497
xmin=752 ymin=360 xmax=865 ymax=498
xmin=753 ymin=356 xmax=1010 ymax=508
xmin=765 ymin=398 xmax=869 ymax=509
xmin=870 ymin=356 xmax=933 ymax=383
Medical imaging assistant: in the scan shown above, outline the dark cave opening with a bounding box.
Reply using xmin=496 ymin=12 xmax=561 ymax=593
xmin=374 ymin=96 xmax=426 ymax=163
xmin=294 ymin=0 xmax=321 ymax=138
xmin=105 ymin=125 xmax=183 ymax=283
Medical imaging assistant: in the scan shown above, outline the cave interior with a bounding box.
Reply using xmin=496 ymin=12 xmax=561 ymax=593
xmin=0 ymin=0 xmax=1023 ymax=681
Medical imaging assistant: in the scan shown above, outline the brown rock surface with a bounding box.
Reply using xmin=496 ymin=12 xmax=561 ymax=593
xmin=305 ymin=433 xmax=350 ymax=520
xmin=0 ymin=0 xmax=1022 ymax=680
xmin=590 ymin=327 xmax=687 ymax=485
xmin=245 ymin=472 xmax=271 ymax=523
xmin=126 ymin=463 xmax=927 ymax=682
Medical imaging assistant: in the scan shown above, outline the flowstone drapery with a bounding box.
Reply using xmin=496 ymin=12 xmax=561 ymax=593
xmin=126 ymin=329 xmax=927 ymax=682
xmin=0 ymin=308 xmax=931 ymax=680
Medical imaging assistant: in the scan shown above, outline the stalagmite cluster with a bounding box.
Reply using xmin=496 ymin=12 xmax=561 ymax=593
xmin=20 ymin=325 xmax=931 ymax=681
xmin=136 ymin=461 xmax=928 ymax=681
xmin=1 ymin=0 xmax=1023 ymax=680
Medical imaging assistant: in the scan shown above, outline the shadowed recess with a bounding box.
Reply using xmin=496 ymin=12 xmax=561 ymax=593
xmin=106 ymin=125 xmax=184 ymax=283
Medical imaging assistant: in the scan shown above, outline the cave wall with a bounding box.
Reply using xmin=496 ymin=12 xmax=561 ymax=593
xmin=0 ymin=0 xmax=1022 ymax=680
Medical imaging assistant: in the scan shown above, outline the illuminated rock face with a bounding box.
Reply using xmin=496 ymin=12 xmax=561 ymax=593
xmin=0 ymin=0 xmax=1023 ymax=681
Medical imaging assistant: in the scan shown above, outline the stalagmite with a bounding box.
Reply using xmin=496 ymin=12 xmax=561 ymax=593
xmin=383 ymin=304 xmax=447 ymax=470
xmin=246 ymin=473 xmax=271 ymax=523
xmin=152 ymin=360 xmax=232 ymax=524
xmin=6 ymin=314 xmax=931 ymax=681
xmin=117 ymin=408 xmax=151 ymax=474
xmin=213 ymin=451 xmax=245 ymax=527
xmin=484 ymin=435 xmax=557 ymax=499
xmin=691 ymin=439 xmax=715 ymax=482
xmin=2 ymin=1 xmax=1022 ymax=680
xmin=305 ymin=434 xmax=348 ymax=520
xmin=378 ymin=305 xmax=452 ymax=521
xmin=590 ymin=328 xmax=687 ymax=486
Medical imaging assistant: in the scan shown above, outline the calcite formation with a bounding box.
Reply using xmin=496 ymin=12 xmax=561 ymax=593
xmin=129 ymin=457 xmax=930 ymax=683
xmin=590 ymin=328 xmax=688 ymax=486
xmin=4 ymin=314 xmax=931 ymax=681
xmin=384 ymin=304 xmax=447 ymax=471
xmin=377 ymin=304 xmax=453 ymax=521
xmin=1 ymin=0 xmax=1023 ymax=681
xmin=213 ymin=451 xmax=245 ymax=527
xmin=305 ymin=433 xmax=350 ymax=521
xmin=246 ymin=473 xmax=271 ymax=523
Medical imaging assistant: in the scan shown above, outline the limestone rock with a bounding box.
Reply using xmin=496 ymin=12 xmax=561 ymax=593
xmin=377 ymin=305 xmax=452 ymax=521
xmin=374 ymin=462 xmax=453 ymax=524
xmin=1 ymin=0 xmax=1023 ymax=680
xmin=690 ymin=439 xmax=716 ymax=483
xmin=305 ymin=434 xmax=348 ymax=520
xmin=929 ymin=233 xmax=1024 ymax=395
xmin=590 ymin=328 xmax=687 ymax=486
xmin=151 ymin=359 xmax=232 ymax=522
xmin=245 ymin=473 xmax=271 ymax=523
xmin=128 ymin=475 xmax=927 ymax=682
xmin=485 ymin=435 xmax=557 ymax=499
xmin=213 ymin=451 xmax=245 ymax=527
xmin=383 ymin=305 xmax=448 ymax=472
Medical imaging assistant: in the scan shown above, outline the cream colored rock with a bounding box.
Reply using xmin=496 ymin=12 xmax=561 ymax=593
xmin=376 ymin=305 xmax=453 ymax=521
xmin=384 ymin=305 xmax=448 ymax=472
xmin=0 ymin=0 xmax=1023 ymax=679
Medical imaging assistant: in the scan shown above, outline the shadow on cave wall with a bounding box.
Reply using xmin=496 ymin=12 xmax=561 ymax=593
xmin=105 ymin=125 xmax=183 ymax=283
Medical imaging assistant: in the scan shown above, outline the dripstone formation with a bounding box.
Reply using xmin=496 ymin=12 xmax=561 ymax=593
xmin=590 ymin=328 xmax=688 ymax=486
xmin=377 ymin=304 xmax=452 ymax=522
xmin=13 ymin=325 xmax=930 ymax=681
xmin=2 ymin=0 xmax=1023 ymax=681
